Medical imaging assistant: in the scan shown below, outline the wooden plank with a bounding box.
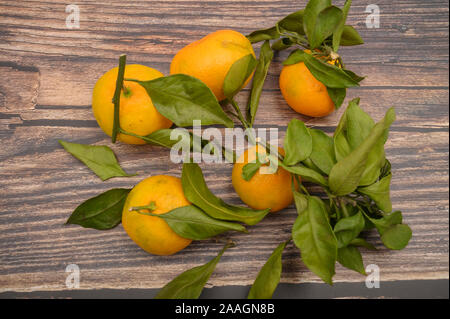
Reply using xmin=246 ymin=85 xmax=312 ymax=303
xmin=0 ymin=0 xmax=448 ymax=292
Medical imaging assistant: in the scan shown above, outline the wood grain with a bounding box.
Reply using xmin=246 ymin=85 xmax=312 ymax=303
xmin=0 ymin=0 xmax=448 ymax=292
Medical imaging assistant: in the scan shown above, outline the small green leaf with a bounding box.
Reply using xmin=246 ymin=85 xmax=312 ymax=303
xmin=340 ymin=25 xmax=364 ymax=46
xmin=334 ymin=211 xmax=365 ymax=248
xmin=380 ymin=224 xmax=412 ymax=250
xmin=332 ymin=0 xmax=352 ymax=52
xmin=247 ymin=27 xmax=279 ymax=43
xmin=242 ymin=156 xmax=265 ymax=181
xmin=155 ymin=242 xmax=233 ymax=299
xmin=59 ymin=140 xmax=135 ymax=181
xmin=358 ymin=173 xmax=393 ymax=213
xmin=131 ymin=74 xmax=234 ymax=128
xmin=309 ymin=129 xmax=336 ymax=175
xmin=327 ymin=87 xmax=346 ymax=109
xmin=182 ymin=163 xmax=269 ymax=225
xmin=247 ymin=41 xmax=274 ymax=126
xmin=277 ymin=10 xmax=306 ymax=38
xmin=337 ymin=246 xmax=366 ymax=275
xmin=135 ymin=205 xmax=247 ymax=240
xmin=223 ymin=54 xmax=257 ymax=99
xmin=248 ymin=240 xmax=289 ymax=299
xmin=292 ymin=196 xmax=337 ymax=285
xmin=280 ymin=163 xmax=328 ymax=187
xmin=329 ymin=107 xmax=396 ymax=195
xmin=283 ymin=119 xmax=312 ymax=166
xmin=350 ymin=238 xmax=377 ymax=250
xmin=293 ymin=191 xmax=308 ymax=214
xmin=309 ymin=6 xmax=343 ymax=49
xmin=66 ymin=188 xmax=130 ymax=230
xmin=364 ymin=210 xmax=403 ymax=235
xmin=283 ymin=50 xmax=361 ymax=88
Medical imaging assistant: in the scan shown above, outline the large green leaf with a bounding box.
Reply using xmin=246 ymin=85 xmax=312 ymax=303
xmin=131 ymin=74 xmax=233 ymax=128
xmin=66 ymin=188 xmax=130 ymax=230
xmin=135 ymin=205 xmax=247 ymax=240
xmin=247 ymin=41 xmax=273 ymax=126
xmin=309 ymin=129 xmax=336 ymax=175
xmin=292 ymin=196 xmax=337 ymax=284
xmin=283 ymin=119 xmax=312 ymax=166
xmin=223 ymin=54 xmax=257 ymax=99
xmin=358 ymin=173 xmax=393 ymax=213
xmin=181 ymin=163 xmax=269 ymax=225
xmin=327 ymin=87 xmax=346 ymax=110
xmin=248 ymin=240 xmax=289 ymax=299
xmin=328 ymin=108 xmax=396 ymax=195
xmin=155 ymin=242 xmax=232 ymax=299
xmin=59 ymin=140 xmax=135 ymax=181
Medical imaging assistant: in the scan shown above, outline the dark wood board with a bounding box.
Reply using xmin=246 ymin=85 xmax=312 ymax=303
xmin=0 ymin=0 xmax=448 ymax=293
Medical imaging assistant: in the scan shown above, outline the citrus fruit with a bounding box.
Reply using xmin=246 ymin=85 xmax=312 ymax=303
xmin=170 ymin=29 xmax=256 ymax=101
xmin=232 ymin=145 xmax=298 ymax=212
xmin=122 ymin=175 xmax=192 ymax=255
xmin=92 ymin=64 xmax=172 ymax=145
xmin=279 ymin=51 xmax=337 ymax=117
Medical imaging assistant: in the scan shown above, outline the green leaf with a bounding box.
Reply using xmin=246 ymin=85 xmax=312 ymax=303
xmin=331 ymin=99 xmax=385 ymax=186
xmin=350 ymin=238 xmax=377 ymax=250
xmin=131 ymin=74 xmax=234 ymax=128
xmin=247 ymin=41 xmax=274 ymax=126
xmin=283 ymin=119 xmax=312 ymax=166
xmin=248 ymin=240 xmax=289 ymax=299
xmin=155 ymin=242 xmax=233 ymax=299
xmin=327 ymin=87 xmax=346 ymax=109
xmin=332 ymin=0 xmax=352 ymax=52
xmin=309 ymin=6 xmax=343 ymax=49
xmin=337 ymin=246 xmax=366 ymax=275
xmin=303 ymin=0 xmax=332 ymax=48
xmin=340 ymin=25 xmax=364 ymax=46
xmin=293 ymin=191 xmax=308 ymax=214
xmin=334 ymin=211 xmax=365 ymax=248
xmin=283 ymin=50 xmax=360 ymax=88
xmin=223 ymin=54 xmax=257 ymax=99
xmin=328 ymin=108 xmax=396 ymax=195
xmin=66 ymin=188 xmax=130 ymax=230
xmin=364 ymin=210 xmax=403 ymax=235
xmin=309 ymin=129 xmax=336 ymax=175
xmin=242 ymin=156 xmax=264 ymax=181
xmin=380 ymin=224 xmax=412 ymax=250
xmin=333 ymin=106 xmax=352 ymax=161
xmin=277 ymin=10 xmax=306 ymax=38
xmin=181 ymin=163 xmax=269 ymax=225
xmin=358 ymin=173 xmax=393 ymax=213
xmin=135 ymin=205 xmax=247 ymax=240
xmin=292 ymin=196 xmax=337 ymax=285
xmin=280 ymin=162 xmax=328 ymax=187
xmin=59 ymin=140 xmax=135 ymax=181
xmin=247 ymin=26 xmax=279 ymax=43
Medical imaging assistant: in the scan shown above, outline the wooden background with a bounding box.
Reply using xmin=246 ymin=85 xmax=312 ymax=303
xmin=0 ymin=0 xmax=448 ymax=295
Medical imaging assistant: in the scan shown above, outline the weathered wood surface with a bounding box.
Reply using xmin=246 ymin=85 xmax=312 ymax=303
xmin=0 ymin=0 xmax=448 ymax=292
